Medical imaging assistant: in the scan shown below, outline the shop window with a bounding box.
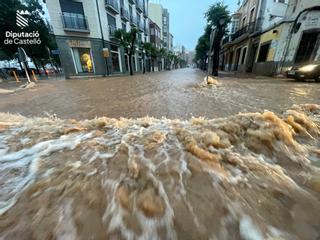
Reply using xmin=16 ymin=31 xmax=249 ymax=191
xmin=111 ymin=47 xmax=120 ymax=73
xmin=257 ymin=43 xmax=270 ymax=62
xmin=72 ymin=48 xmax=93 ymax=73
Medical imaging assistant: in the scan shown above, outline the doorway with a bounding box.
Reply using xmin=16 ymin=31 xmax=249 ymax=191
xmin=295 ymin=31 xmax=320 ymax=64
xmin=246 ymin=43 xmax=258 ymax=72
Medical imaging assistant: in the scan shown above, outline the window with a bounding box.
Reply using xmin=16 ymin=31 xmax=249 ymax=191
xmin=257 ymin=43 xmax=270 ymax=62
xmin=107 ymin=14 xmax=116 ymax=27
xmin=72 ymin=48 xmax=93 ymax=73
xmin=110 ymin=46 xmax=120 ymax=73
xmin=242 ymin=17 xmax=246 ymax=27
xmin=241 ymin=47 xmax=247 ymax=64
xmin=249 ymin=8 xmax=255 ymax=22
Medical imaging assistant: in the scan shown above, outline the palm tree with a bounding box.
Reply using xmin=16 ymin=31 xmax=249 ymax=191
xmin=113 ymin=28 xmax=138 ymax=75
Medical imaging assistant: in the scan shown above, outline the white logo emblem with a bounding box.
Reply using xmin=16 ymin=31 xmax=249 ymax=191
xmin=16 ymin=10 xmax=30 ymax=28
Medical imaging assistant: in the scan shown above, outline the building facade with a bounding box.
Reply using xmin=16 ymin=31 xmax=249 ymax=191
xmin=148 ymin=3 xmax=170 ymax=50
xmin=46 ymin=0 xmax=149 ymax=78
xmin=220 ymin=0 xmax=289 ymax=75
xmin=149 ymin=20 xmax=161 ymax=49
xmin=279 ymin=0 xmax=320 ymax=71
xmin=220 ymin=0 xmax=320 ymax=76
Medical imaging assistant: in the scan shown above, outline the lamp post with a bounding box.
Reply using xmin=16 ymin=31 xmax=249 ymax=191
xmin=211 ymin=18 xmax=226 ymax=76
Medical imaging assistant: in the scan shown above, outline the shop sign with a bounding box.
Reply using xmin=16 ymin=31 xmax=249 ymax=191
xmin=68 ymin=40 xmax=91 ymax=48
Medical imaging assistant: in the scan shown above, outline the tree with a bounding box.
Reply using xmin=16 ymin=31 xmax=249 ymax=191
xmin=158 ymin=48 xmax=167 ymax=71
xmin=205 ymin=2 xmax=231 ymax=28
xmin=0 ymin=0 xmax=25 ymax=59
xmin=114 ymin=28 xmax=138 ymax=76
xmin=194 ymin=26 xmax=211 ymax=70
xmin=0 ymin=0 xmax=58 ymax=75
xmin=205 ymin=2 xmax=230 ymax=76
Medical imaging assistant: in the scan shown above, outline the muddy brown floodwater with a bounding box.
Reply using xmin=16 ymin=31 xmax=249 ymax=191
xmin=0 ymin=68 xmax=320 ymax=120
xmin=0 ymin=69 xmax=320 ymax=239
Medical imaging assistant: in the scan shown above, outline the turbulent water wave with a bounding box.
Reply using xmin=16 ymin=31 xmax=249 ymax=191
xmin=0 ymin=105 xmax=320 ymax=239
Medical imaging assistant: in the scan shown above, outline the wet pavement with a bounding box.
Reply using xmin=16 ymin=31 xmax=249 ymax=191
xmin=0 ymin=68 xmax=319 ymax=120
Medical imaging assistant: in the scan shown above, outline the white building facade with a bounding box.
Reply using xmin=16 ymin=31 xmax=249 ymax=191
xmin=46 ymin=0 xmax=149 ymax=78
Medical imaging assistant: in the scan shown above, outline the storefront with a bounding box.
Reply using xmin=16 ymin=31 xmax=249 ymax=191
xmin=110 ymin=45 xmax=121 ymax=73
xmin=69 ymin=40 xmax=95 ymax=74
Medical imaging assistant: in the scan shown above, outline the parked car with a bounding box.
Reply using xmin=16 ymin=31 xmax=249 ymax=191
xmin=287 ymin=63 xmax=320 ymax=81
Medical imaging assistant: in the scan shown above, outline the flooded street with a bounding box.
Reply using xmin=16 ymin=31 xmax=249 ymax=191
xmin=1 ymin=69 xmax=320 ymax=239
xmin=0 ymin=68 xmax=320 ymax=120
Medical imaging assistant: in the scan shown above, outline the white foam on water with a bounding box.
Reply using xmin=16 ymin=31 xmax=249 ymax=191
xmin=239 ymin=215 xmax=264 ymax=240
xmin=55 ymin=199 xmax=78 ymax=240
xmin=0 ymin=131 xmax=94 ymax=215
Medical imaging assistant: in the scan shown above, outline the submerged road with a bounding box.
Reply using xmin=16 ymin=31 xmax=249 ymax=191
xmin=0 ymin=68 xmax=320 ymax=119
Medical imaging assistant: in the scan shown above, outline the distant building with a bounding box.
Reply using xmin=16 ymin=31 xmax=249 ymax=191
xmin=149 ymin=20 xmax=161 ymax=49
xmin=148 ymin=3 xmax=170 ymax=49
xmin=45 ymin=0 xmax=150 ymax=78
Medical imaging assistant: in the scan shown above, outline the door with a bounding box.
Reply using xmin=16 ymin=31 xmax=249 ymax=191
xmin=295 ymin=32 xmax=320 ymax=64
xmin=246 ymin=43 xmax=258 ymax=72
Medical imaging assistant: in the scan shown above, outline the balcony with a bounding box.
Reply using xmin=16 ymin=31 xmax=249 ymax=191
xmin=138 ymin=20 xmax=144 ymax=31
xmin=136 ymin=0 xmax=143 ymax=12
xmin=128 ymin=0 xmax=135 ymax=4
xmin=222 ymin=36 xmax=230 ymax=45
xmin=105 ymin=0 xmax=119 ymax=14
xmin=120 ymin=7 xmax=129 ymax=21
xmin=231 ymin=21 xmax=256 ymax=41
xmin=109 ymin=25 xmax=117 ymax=38
xmin=61 ymin=12 xmax=89 ymax=33
xmin=130 ymin=15 xmax=137 ymax=26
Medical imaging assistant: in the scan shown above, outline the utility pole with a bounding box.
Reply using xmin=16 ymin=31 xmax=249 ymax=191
xmin=96 ymin=0 xmax=109 ymax=76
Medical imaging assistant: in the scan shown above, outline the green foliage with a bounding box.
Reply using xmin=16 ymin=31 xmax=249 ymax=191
xmin=113 ymin=28 xmax=138 ymax=75
xmin=205 ymin=1 xmax=231 ymax=28
xmin=0 ymin=0 xmax=57 ymax=66
xmin=113 ymin=28 xmax=138 ymax=56
xmin=194 ymin=1 xmax=230 ymax=68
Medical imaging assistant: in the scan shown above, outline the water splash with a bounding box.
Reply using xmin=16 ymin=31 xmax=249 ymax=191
xmin=0 ymin=105 xmax=320 ymax=239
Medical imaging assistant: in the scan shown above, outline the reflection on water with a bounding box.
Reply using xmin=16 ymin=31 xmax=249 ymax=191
xmin=0 ymin=104 xmax=320 ymax=239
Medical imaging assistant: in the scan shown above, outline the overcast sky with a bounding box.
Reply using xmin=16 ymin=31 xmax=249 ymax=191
xmin=150 ymin=0 xmax=238 ymax=50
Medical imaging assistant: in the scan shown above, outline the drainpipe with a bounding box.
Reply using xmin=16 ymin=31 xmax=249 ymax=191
xmin=96 ymin=0 xmax=109 ymax=75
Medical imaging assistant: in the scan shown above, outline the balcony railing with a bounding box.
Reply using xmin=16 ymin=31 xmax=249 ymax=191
xmin=231 ymin=21 xmax=256 ymax=41
xmin=222 ymin=36 xmax=230 ymax=45
xmin=105 ymin=0 xmax=119 ymax=13
xmin=120 ymin=7 xmax=129 ymax=21
xmin=109 ymin=25 xmax=117 ymax=37
xmin=136 ymin=0 xmax=143 ymax=12
xmin=61 ymin=12 xmax=89 ymax=32
xmin=130 ymin=15 xmax=137 ymax=26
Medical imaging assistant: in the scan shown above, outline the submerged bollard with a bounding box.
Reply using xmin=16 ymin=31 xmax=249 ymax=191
xmin=31 ymin=70 xmax=38 ymax=82
xmin=13 ymin=71 xmax=20 ymax=82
